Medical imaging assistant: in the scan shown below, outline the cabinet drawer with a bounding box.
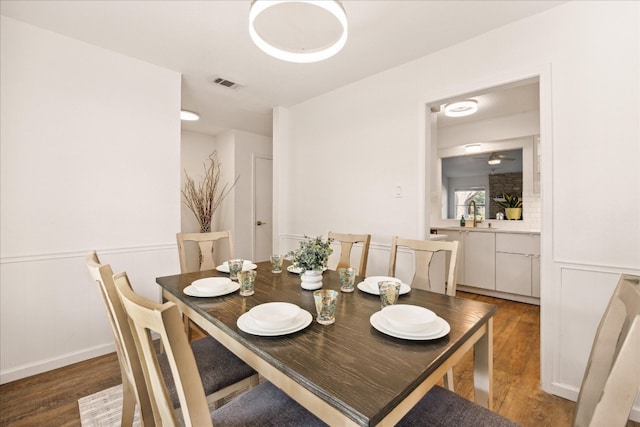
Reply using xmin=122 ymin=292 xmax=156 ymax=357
xmin=496 ymin=233 xmax=540 ymax=255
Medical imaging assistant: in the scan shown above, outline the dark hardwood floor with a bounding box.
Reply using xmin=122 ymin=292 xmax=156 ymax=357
xmin=0 ymin=293 xmax=637 ymax=426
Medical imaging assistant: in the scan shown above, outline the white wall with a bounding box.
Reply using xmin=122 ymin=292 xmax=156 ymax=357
xmin=0 ymin=17 xmax=181 ymax=383
xmin=274 ymin=0 xmax=639 ymax=417
xmin=216 ymin=130 xmax=273 ymax=260
xmin=182 ymin=130 xmax=272 ymax=265
xmin=180 ymin=130 xmax=218 ymax=233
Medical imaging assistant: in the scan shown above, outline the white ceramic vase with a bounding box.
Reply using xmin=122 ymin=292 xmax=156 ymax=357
xmin=300 ymin=270 xmax=323 ymax=290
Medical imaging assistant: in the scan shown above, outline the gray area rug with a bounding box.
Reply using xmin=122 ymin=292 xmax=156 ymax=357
xmin=78 ymin=385 xmax=140 ymax=427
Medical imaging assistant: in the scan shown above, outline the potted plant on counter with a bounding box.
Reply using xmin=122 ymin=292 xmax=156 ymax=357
xmin=288 ymin=235 xmax=333 ymax=290
xmin=495 ymin=193 xmax=522 ymax=220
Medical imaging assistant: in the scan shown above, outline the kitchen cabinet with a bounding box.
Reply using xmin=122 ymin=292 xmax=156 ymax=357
xmin=495 ymin=233 xmax=540 ymax=296
xmin=435 ymin=229 xmax=494 ymax=290
xmin=463 ymin=231 xmax=495 ymax=290
xmin=440 ymin=230 xmax=465 ymax=285
xmin=433 ymin=228 xmax=540 ymax=303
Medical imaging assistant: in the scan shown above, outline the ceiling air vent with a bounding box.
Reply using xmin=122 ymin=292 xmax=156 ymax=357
xmin=210 ymin=76 xmax=243 ymax=90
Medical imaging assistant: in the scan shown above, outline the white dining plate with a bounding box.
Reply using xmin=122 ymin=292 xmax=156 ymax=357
xmin=183 ymin=281 xmax=240 ymax=297
xmin=286 ymin=265 xmax=327 ymax=274
xmin=364 ymin=276 xmax=401 ymax=285
xmin=237 ymin=309 xmax=312 ymax=336
xmin=249 ymin=302 xmax=301 ymax=330
xmin=381 ymin=304 xmax=438 ymax=334
xmin=370 ymin=311 xmax=450 ymax=340
xmin=287 ymin=265 xmax=303 ymax=274
xmin=216 ymin=261 xmax=258 ymax=273
xmin=356 ymin=281 xmax=411 ymax=295
xmin=191 ymin=277 xmax=232 ymax=293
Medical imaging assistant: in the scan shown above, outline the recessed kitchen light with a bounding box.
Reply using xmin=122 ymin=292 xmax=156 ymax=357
xmin=444 ymin=99 xmax=478 ymax=117
xmin=180 ymin=110 xmax=200 ymax=121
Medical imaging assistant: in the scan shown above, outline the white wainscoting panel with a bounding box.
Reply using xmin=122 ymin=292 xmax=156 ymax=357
xmin=550 ymin=263 xmax=640 ymax=421
xmin=0 ymin=245 xmax=178 ymax=384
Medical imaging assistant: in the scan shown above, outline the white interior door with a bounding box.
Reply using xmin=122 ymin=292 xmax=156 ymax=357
xmin=253 ymin=156 xmax=273 ymax=261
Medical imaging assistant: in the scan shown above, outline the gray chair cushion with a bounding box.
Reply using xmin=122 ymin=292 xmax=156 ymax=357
xmin=397 ymin=385 xmax=520 ymax=426
xmin=158 ymin=337 xmax=257 ymax=408
xmin=211 ymin=381 xmax=327 ymax=426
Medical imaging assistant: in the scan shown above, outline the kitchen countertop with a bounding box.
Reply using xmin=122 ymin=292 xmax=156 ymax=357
xmin=433 ymin=226 xmax=540 ymax=235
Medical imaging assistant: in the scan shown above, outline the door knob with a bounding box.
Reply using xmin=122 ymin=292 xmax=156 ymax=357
xmin=256 ymin=221 xmax=267 ymax=225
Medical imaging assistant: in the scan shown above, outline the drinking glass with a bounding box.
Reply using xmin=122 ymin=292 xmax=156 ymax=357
xmin=237 ymin=270 xmax=256 ymax=296
xmin=313 ymin=289 xmax=338 ymax=325
xmin=270 ymin=255 xmax=284 ymax=273
xmin=378 ymin=281 xmax=400 ymax=309
xmin=338 ymin=267 xmax=356 ymax=293
xmin=228 ymin=259 xmax=244 ymax=280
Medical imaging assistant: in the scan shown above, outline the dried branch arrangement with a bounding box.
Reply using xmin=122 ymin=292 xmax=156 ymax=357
xmin=182 ymin=151 xmax=238 ymax=232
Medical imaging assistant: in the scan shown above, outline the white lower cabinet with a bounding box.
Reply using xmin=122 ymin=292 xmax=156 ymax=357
xmin=435 ymin=229 xmax=495 ymax=290
xmin=435 ymin=228 xmax=540 ymax=301
xmin=495 ymin=233 xmax=540 ymax=297
xmin=463 ymin=231 xmax=495 ymax=290
xmin=531 ymin=255 xmax=541 ymax=297
xmin=441 ymin=230 xmax=465 ymax=285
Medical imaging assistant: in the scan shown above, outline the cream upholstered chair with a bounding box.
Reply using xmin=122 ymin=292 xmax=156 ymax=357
xmin=328 ymin=231 xmax=371 ymax=276
xmin=113 ymin=271 xmax=327 ymax=427
xmin=573 ymin=273 xmax=640 ymax=427
xmin=86 ymin=252 xmax=258 ymax=420
xmin=177 ymin=230 xmax=234 ymax=273
xmin=388 ymin=236 xmax=460 ymax=296
xmin=388 ymin=236 xmax=460 ymax=390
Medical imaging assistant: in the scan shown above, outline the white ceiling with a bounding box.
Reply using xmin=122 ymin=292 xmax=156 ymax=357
xmin=0 ymin=0 xmax=563 ymax=137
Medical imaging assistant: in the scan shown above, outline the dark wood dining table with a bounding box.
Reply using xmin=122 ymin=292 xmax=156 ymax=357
xmin=156 ymin=261 xmax=497 ymax=426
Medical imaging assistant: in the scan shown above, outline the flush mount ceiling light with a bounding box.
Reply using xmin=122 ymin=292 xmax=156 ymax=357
xmin=180 ymin=110 xmax=200 ymax=121
xmin=249 ymin=0 xmax=348 ymax=63
xmin=464 ymin=144 xmax=482 ymax=154
xmin=444 ymin=99 xmax=478 ymax=117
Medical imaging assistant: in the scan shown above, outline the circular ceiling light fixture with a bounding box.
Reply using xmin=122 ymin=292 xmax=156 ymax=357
xmin=180 ymin=110 xmax=200 ymax=121
xmin=249 ymin=0 xmax=348 ymax=64
xmin=444 ymin=99 xmax=478 ymax=117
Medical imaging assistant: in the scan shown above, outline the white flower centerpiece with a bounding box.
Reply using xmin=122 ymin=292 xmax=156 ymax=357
xmin=288 ymin=235 xmax=333 ymax=290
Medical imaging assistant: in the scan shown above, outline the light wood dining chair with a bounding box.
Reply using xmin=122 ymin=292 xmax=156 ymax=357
xmin=85 ymin=252 xmax=154 ymax=426
xmin=113 ymin=271 xmax=327 ymax=427
xmin=388 ymin=236 xmax=460 ymax=390
xmin=573 ymin=273 xmax=640 ymax=427
xmin=177 ymin=230 xmax=234 ymax=273
xmin=86 ymin=252 xmax=258 ymax=422
xmin=388 ymin=236 xmax=460 ymax=296
xmin=328 ymin=231 xmax=371 ymax=276
xmin=177 ymin=230 xmax=235 ymax=339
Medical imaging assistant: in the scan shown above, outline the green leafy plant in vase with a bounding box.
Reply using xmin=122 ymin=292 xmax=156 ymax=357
xmin=495 ymin=193 xmax=522 ymax=220
xmin=288 ymin=235 xmax=334 ymax=290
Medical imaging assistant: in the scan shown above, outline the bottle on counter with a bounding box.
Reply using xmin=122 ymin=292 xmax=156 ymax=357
xmin=460 ymin=215 xmax=466 ymax=227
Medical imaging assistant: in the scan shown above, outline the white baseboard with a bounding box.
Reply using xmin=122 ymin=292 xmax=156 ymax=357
xmin=0 ymin=342 xmax=115 ymax=385
xmin=457 ymin=285 xmax=540 ymax=305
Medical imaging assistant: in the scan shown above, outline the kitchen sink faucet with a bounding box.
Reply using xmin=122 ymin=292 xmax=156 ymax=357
xmin=467 ymin=200 xmax=477 ymax=228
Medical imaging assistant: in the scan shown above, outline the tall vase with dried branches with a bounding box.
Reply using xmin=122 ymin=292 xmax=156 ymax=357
xmin=182 ymin=151 xmax=238 ymax=233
